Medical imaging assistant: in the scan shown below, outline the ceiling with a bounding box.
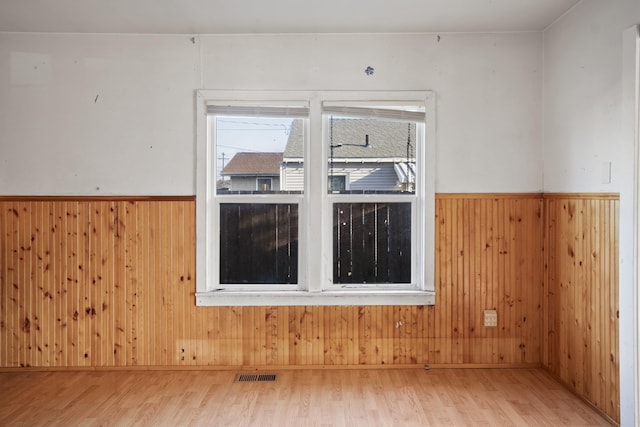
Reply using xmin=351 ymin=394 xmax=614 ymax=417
xmin=0 ymin=0 xmax=581 ymax=34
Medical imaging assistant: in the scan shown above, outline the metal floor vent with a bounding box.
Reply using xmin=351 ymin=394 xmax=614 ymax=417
xmin=235 ymin=373 xmax=278 ymax=383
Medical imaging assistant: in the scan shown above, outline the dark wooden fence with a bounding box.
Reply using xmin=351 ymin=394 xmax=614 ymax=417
xmin=219 ymin=202 xmax=410 ymax=285
xmin=333 ymin=202 xmax=411 ymax=284
xmin=220 ymin=203 xmax=298 ymax=284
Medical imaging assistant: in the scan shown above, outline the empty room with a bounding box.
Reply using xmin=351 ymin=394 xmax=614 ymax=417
xmin=1 ymin=0 xmax=639 ymax=425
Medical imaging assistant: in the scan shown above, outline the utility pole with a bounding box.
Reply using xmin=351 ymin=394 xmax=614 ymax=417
xmin=217 ymin=152 xmax=227 ymax=187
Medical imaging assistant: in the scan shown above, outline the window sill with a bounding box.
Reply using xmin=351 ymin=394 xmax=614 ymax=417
xmin=195 ymin=289 xmax=436 ymax=306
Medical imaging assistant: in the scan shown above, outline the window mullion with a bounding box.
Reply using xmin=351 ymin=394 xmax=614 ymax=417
xmin=306 ymin=96 xmax=324 ymax=292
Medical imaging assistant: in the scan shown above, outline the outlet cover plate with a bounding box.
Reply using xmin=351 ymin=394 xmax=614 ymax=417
xmin=484 ymin=309 xmax=497 ymax=327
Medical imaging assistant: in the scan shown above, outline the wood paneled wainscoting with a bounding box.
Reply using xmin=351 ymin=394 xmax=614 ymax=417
xmin=543 ymin=194 xmax=619 ymax=421
xmin=0 ymin=193 xmax=619 ymax=422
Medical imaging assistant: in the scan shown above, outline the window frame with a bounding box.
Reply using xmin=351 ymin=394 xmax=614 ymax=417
xmin=326 ymin=194 xmax=417 ymax=289
xmin=256 ymin=177 xmax=273 ymax=192
xmin=196 ymin=90 xmax=436 ymax=306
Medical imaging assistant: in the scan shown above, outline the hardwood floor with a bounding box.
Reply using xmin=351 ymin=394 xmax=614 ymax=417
xmin=0 ymin=368 xmax=612 ymax=426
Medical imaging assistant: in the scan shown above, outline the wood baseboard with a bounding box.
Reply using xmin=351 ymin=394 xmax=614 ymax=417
xmin=0 ymin=363 xmax=542 ymax=373
xmin=542 ymin=367 xmax=619 ymax=426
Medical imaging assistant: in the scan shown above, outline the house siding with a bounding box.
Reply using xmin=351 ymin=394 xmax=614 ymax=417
xmin=229 ymin=176 xmax=280 ymax=192
xmin=330 ymin=163 xmax=400 ymax=192
xmin=282 ymin=162 xmax=402 ymax=192
xmin=281 ymin=164 xmax=304 ymax=192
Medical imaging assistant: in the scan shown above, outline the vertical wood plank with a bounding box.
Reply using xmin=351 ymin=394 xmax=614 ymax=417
xmin=134 ymin=201 xmax=147 ymax=366
xmin=101 ymin=202 xmax=115 ymax=366
xmin=78 ymin=201 xmax=91 ymax=366
xmin=8 ymin=201 xmax=19 ymax=365
xmin=280 ymin=306 xmax=290 ymax=366
xmin=113 ymin=202 xmax=126 ymax=366
xmin=89 ymin=202 xmax=100 ymax=366
xmin=610 ymin=200 xmax=619 ymax=417
xmin=32 ymin=202 xmax=43 ymax=367
xmin=0 ymin=203 xmax=7 ymax=365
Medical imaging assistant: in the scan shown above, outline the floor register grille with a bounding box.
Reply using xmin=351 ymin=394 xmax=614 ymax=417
xmin=235 ymin=373 xmax=278 ymax=383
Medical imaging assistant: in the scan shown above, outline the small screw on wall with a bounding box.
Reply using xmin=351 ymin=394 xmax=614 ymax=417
xmin=365 ymin=66 xmax=375 ymax=76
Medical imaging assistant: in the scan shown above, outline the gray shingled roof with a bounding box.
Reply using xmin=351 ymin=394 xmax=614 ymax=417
xmin=283 ymin=118 xmax=416 ymax=159
xmin=221 ymin=152 xmax=282 ymax=176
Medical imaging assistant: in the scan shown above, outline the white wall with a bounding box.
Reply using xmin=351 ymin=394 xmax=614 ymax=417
xmin=202 ymin=33 xmax=543 ymax=194
xmin=0 ymin=33 xmax=200 ymax=195
xmin=0 ymin=32 xmax=543 ymax=195
xmin=543 ymin=1 xmax=640 ymax=425
xmin=543 ymin=0 xmax=640 ymax=193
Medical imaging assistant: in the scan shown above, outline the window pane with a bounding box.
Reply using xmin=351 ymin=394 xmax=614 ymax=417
xmin=327 ymin=117 xmax=416 ymax=194
xmin=333 ymin=202 xmax=411 ymax=284
xmin=256 ymin=178 xmax=272 ymax=191
xmin=216 ymin=117 xmax=304 ymax=194
xmin=328 ymin=176 xmax=346 ymax=192
xmin=220 ymin=203 xmax=298 ymax=284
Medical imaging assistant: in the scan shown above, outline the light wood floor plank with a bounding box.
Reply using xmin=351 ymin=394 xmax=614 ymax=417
xmin=0 ymin=368 xmax=612 ymax=426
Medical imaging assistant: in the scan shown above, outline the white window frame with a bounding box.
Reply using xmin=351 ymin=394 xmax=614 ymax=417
xmin=196 ymin=90 xmax=436 ymax=306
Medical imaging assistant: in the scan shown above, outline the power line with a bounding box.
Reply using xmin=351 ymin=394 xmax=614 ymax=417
xmin=217 ymin=128 xmax=290 ymax=132
xmin=216 ymin=144 xmax=279 ymax=152
xmin=217 ymin=119 xmax=292 ymax=134
xmin=218 ymin=119 xmax=292 ymax=126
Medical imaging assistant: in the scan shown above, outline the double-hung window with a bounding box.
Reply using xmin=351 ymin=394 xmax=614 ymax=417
xmin=196 ymin=91 xmax=435 ymax=306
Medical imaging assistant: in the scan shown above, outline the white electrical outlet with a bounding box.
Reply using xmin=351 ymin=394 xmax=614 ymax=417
xmin=484 ymin=309 xmax=497 ymax=327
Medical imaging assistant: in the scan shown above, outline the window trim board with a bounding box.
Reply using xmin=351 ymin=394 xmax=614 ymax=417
xmin=196 ymin=90 xmax=436 ymax=306
xmin=196 ymin=289 xmax=436 ymax=306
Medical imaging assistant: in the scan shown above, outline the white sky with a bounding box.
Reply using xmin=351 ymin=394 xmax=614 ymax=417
xmin=216 ymin=117 xmax=293 ymax=175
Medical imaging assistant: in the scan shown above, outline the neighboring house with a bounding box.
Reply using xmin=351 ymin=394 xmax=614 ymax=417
xmin=282 ymin=118 xmax=416 ymax=192
xmin=220 ymin=152 xmax=283 ymax=192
